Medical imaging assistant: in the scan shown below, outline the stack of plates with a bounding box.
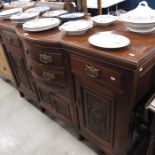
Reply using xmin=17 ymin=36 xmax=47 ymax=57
xmin=0 ymin=8 xmax=22 ymax=19
xmin=25 ymin=6 xmax=50 ymax=14
xmin=90 ymin=15 xmax=117 ymax=26
xmin=23 ymin=18 xmax=60 ymax=32
xmin=42 ymin=10 xmax=68 ymax=18
xmin=59 ymin=19 xmax=93 ymax=35
xmin=10 ymin=12 xmax=39 ymax=24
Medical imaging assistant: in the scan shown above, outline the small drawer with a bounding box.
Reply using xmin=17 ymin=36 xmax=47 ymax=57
xmin=71 ymin=55 xmax=123 ymax=89
xmin=25 ymin=46 xmax=64 ymax=67
xmin=30 ymin=63 xmax=67 ymax=85
xmin=1 ymin=31 xmax=20 ymax=47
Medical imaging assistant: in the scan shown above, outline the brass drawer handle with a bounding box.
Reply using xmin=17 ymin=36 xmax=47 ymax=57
xmin=85 ymin=65 xmax=100 ymax=78
xmin=42 ymin=71 xmax=55 ymax=81
xmin=39 ymin=54 xmax=53 ymax=64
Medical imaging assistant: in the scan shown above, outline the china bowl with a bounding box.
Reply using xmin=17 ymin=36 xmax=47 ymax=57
xmin=90 ymin=15 xmax=117 ymax=26
xmin=59 ymin=19 xmax=93 ymax=35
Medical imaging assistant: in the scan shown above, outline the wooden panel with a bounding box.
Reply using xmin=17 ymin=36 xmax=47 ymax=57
xmin=78 ymin=85 xmax=115 ymax=144
xmin=0 ymin=44 xmax=13 ymax=81
xmin=1 ymin=30 xmax=20 ymax=47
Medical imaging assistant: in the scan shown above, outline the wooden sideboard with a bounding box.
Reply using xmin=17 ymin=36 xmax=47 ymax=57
xmin=0 ymin=19 xmax=155 ymax=155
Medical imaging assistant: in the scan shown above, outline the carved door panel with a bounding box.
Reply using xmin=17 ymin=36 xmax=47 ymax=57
xmin=37 ymin=86 xmax=56 ymax=110
xmin=76 ymin=77 xmax=117 ymax=149
xmin=8 ymin=52 xmax=32 ymax=91
xmin=51 ymin=94 xmax=72 ymax=122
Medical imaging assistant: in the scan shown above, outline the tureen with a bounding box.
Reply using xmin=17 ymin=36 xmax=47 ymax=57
xmin=119 ymin=1 xmax=155 ymax=33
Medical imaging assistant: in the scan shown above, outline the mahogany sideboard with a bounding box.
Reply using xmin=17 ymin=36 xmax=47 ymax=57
xmin=0 ymin=19 xmax=155 ymax=155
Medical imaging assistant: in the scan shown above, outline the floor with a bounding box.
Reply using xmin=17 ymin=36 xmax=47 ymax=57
xmin=0 ymin=78 xmax=98 ymax=155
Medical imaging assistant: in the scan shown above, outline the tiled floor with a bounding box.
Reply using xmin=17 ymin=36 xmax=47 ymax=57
xmin=0 ymin=78 xmax=98 ymax=155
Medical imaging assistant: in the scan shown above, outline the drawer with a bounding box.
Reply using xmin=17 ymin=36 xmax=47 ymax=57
xmin=30 ymin=63 xmax=67 ymax=85
xmin=1 ymin=31 xmax=20 ymax=47
xmin=71 ymin=55 xmax=123 ymax=89
xmin=25 ymin=46 xmax=64 ymax=67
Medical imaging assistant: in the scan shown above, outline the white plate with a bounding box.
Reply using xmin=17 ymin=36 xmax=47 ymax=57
xmin=11 ymin=12 xmax=39 ymax=20
xmin=59 ymin=12 xmax=85 ymax=19
xmin=88 ymin=31 xmax=130 ymax=49
xmin=23 ymin=18 xmax=60 ymax=31
xmin=91 ymin=15 xmax=117 ymax=26
xmin=23 ymin=24 xmax=57 ymax=32
xmin=0 ymin=8 xmax=22 ymax=16
xmin=25 ymin=6 xmax=50 ymax=14
xmin=42 ymin=10 xmax=68 ymax=17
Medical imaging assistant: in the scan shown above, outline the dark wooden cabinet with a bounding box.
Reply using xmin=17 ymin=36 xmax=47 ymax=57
xmin=6 ymin=21 xmax=155 ymax=155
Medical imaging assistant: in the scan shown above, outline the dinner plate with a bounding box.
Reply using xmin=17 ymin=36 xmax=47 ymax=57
xmin=23 ymin=18 xmax=60 ymax=32
xmin=88 ymin=31 xmax=130 ymax=49
xmin=25 ymin=6 xmax=50 ymax=14
xmin=42 ymin=10 xmax=68 ymax=17
xmin=0 ymin=8 xmax=22 ymax=19
xmin=11 ymin=12 xmax=39 ymax=20
xmin=90 ymin=15 xmax=117 ymax=26
xmin=59 ymin=12 xmax=86 ymax=20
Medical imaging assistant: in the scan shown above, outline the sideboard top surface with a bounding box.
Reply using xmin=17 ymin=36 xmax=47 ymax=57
xmin=1 ymin=19 xmax=155 ymax=69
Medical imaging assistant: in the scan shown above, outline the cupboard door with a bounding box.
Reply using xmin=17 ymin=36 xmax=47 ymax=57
xmin=5 ymin=45 xmax=33 ymax=92
xmin=75 ymin=77 xmax=120 ymax=155
xmin=37 ymin=86 xmax=56 ymax=110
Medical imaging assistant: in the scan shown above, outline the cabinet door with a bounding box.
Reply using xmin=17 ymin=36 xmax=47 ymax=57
xmin=75 ymin=77 xmax=121 ymax=154
xmin=5 ymin=45 xmax=33 ymax=93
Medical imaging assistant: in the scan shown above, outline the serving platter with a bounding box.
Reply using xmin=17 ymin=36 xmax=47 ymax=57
xmin=23 ymin=18 xmax=60 ymax=32
xmin=11 ymin=11 xmax=39 ymax=24
xmin=25 ymin=6 xmax=50 ymax=14
xmin=42 ymin=10 xmax=68 ymax=17
xmin=88 ymin=31 xmax=130 ymax=49
xmin=59 ymin=12 xmax=86 ymax=20
xmin=0 ymin=8 xmax=22 ymax=19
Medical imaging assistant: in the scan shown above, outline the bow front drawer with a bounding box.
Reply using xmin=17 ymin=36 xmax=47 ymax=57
xmin=30 ymin=63 xmax=67 ymax=85
xmin=24 ymin=46 xmax=64 ymax=67
xmin=71 ymin=55 xmax=123 ymax=89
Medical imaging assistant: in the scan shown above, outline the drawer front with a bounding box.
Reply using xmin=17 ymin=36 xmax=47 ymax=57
xmin=25 ymin=46 xmax=64 ymax=67
xmin=71 ymin=55 xmax=123 ymax=89
xmin=30 ymin=63 xmax=67 ymax=85
xmin=1 ymin=31 xmax=20 ymax=47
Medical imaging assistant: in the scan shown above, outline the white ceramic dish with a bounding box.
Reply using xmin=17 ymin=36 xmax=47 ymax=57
xmin=11 ymin=12 xmax=39 ymax=24
xmin=23 ymin=18 xmax=60 ymax=32
xmin=88 ymin=31 xmax=130 ymax=49
xmin=59 ymin=12 xmax=86 ymax=20
xmin=119 ymin=1 xmax=155 ymax=33
xmin=42 ymin=10 xmax=68 ymax=17
xmin=59 ymin=20 xmax=93 ymax=35
xmin=25 ymin=6 xmax=50 ymax=14
xmin=0 ymin=8 xmax=22 ymax=19
xmin=91 ymin=15 xmax=117 ymax=26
